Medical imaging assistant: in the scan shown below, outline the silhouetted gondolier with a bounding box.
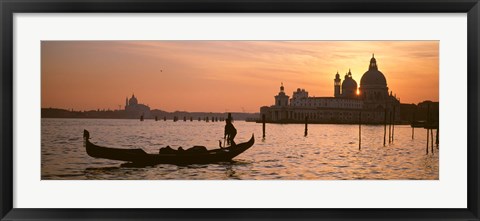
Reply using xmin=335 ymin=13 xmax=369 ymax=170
xmin=224 ymin=118 xmax=237 ymax=146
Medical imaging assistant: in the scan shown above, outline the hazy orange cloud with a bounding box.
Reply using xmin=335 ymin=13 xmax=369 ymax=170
xmin=41 ymin=41 xmax=438 ymax=112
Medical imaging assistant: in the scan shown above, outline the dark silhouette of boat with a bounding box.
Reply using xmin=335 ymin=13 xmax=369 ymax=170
xmin=83 ymin=130 xmax=254 ymax=165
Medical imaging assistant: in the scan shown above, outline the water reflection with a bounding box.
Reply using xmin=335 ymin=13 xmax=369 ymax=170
xmin=42 ymin=119 xmax=439 ymax=180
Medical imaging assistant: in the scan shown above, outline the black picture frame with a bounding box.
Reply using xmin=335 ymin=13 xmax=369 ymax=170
xmin=1 ymin=0 xmax=479 ymax=220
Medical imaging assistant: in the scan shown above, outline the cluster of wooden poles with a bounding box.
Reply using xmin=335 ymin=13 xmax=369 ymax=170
xmin=150 ymin=116 xmax=225 ymax=122
xmin=425 ymin=127 xmax=439 ymax=155
xmin=422 ymin=104 xmax=439 ymax=155
xmin=359 ymin=107 xmax=397 ymax=151
xmin=261 ymin=105 xmax=438 ymax=154
xmin=383 ymin=107 xmax=396 ymax=148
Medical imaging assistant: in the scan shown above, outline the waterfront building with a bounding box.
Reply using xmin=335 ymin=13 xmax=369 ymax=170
xmin=125 ymin=94 xmax=151 ymax=118
xmin=260 ymin=55 xmax=401 ymax=124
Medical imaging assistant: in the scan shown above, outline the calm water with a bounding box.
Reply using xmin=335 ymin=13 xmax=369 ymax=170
xmin=41 ymin=118 xmax=439 ymax=180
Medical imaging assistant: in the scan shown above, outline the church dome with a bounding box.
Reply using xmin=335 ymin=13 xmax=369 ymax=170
xmin=342 ymin=69 xmax=357 ymax=90
xmin=341 ymin=69 xmax=358 ymax=98
xmin=129 ymin=94 xmax=138 ymax=105
xmin=360 ymin=54 xmax=387 ymax=87
xmin=342 ymin=76 xmax=357 ymax=90
xmin=360 ymin=70 xmax=387 ymax=86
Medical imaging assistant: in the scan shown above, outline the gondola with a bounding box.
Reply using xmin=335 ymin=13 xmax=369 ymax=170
xmin=83 ymin=130 xmax=254 ymax=165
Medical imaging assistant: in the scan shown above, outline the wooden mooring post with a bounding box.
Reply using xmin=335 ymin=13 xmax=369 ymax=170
xmin=411 ymin=108 xmax=416 ymax=139
xmin=388 ymin=110 xmax=392 ymax=144
xmin=426 ymin=103 xmax=431 ymax=155
xmin=383 ymin=108 xmax=387 ymax=146
xmin=392 ymin=106 xmax=395 ymax=143
xmin=426 ymin=129 xmax=429 ymax=155
xmin=359 ymin=111 xmax=362 ymax=150
xmin=262 ymin=114 xmax=266 ymax=138
xmin=304 ymin=116 xmax=308 ymax=137
xmin=430 ymin=128 xmax=434 ymax=154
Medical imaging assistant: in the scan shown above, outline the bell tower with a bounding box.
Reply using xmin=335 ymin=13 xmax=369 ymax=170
xmin=274 ymin=82 xmax=289 ymax=107
xmin=334 ymin=71 xmax=341 ymax=97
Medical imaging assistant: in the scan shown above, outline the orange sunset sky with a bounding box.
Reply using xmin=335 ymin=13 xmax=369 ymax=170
xmin=41 ymin=41 xmax=439 ymax=113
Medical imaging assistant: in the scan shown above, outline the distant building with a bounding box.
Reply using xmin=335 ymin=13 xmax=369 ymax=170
xmin=260 ymin=55 xmax=401 ymax=124
xmin=125 ymin=94 xmax=151 ymax=118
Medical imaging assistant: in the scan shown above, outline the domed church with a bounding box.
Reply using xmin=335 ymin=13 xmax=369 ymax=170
xmin=260 ymin=54 xmax=401 ymax=124
xmin=125 ymin=94 xmax=151 ymax=118
xmin=360 ymin=54 xmax=389 ymax=108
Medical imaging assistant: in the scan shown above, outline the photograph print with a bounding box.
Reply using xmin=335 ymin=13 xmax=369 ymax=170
xmin=41 ymin=41 xmax=439 ymax=180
